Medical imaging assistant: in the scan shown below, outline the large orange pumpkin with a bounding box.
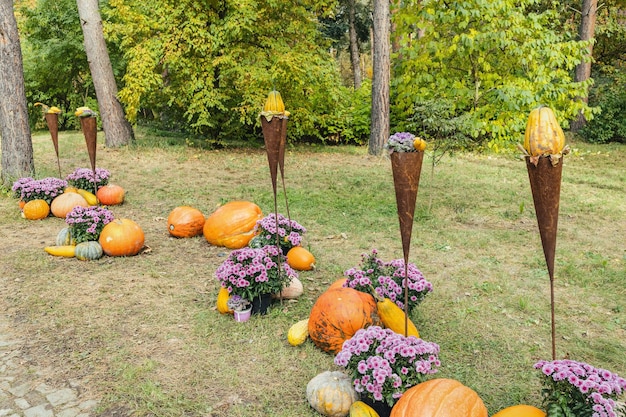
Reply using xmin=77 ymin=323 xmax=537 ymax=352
xmin=50 ymin=192 xmax=89 ymax=218
xmin=390 ymin=378 xmax=488 ymax=417
xmin=167 ymin=206 xmax=205 ymax=238
xmin=203 ymin=201 xmax=262 ymax=249
xmin=99 ymin=218 xmax=145 ymax=256
xmin=492 ymin=405 xmax=546 ymax=417
xmin=96 ymin=184 xmax=125 ymax=206
xmin=308 ymin=287 xmax=380 ymax=354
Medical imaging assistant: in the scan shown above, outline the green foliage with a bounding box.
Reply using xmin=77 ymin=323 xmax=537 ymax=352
xmin=580 ymin=67 xmax=626 ymax=144
xmin=104 ymin=0 xmax=367 ymax=144
xmin=392 ymin=0 xmax=595 ymax=152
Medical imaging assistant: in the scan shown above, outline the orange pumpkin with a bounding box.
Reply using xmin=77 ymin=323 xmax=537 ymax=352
xmin=22 ymin=199 xmax=50 ymax=220
xmin=492 ymin=405 xmax=546 ymax=417
xmin=50 ymin=192 xmax=89 ymax=218
xmin=390 ymin=378 xmax=488 ymax=417
xmin=99 ymin=218 xmax=145 ymax=256
xmin=286 ymin=246 xmax=316 ymax=271
xmin=96 ymin=184 xmax=125 ymax=205
xmin=327 ymin=278 xmax=348 ymax=291
xmin=167 ymin=206 xmax=205 ymax=238
xmin=308 ymin=287 xmax=380 ymax=354
xmin=203 ymin=201 xmax=262 ymax=249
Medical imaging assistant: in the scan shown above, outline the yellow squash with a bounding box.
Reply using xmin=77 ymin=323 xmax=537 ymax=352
xmin=44 ymin=245 xmax=76 ymax=258
xmin=216 ymin=287 xmax=233 ymax=314
xmin=263 ymin=90 xmax=285 ymax=113
xmin=376 ymin=297 xmax=420 ymax=338
xmin=287 ymin=318 xmax=309 ymax=346
xmin=350 ymin=400 xmax=380 ymax=417
xmin=77 ymin=189 xmax=99 ymax=206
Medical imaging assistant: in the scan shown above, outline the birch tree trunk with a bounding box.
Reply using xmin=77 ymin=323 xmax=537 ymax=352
xmin=570 ymin=0 xmax=598 ymax=132
xmin=0 ymin=0 xmax=34 ymax=186
xmin=369 ymin=0 xmax=390 ymax=156
xmin=77 ymin=0 xmax=134 ymax=147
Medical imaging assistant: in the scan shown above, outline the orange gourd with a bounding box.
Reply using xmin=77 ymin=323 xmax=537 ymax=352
xmin=96 ymin=184 xmax=125 ymax=206
xmin=308 ymin=287 xmax=380 ymax=354
xmin=99 ymin=218 xmax=145 ymax=257
xmin=286 ymin=246 xmax=316 ymax=271
xmin=50 ymin=192 xmax=89 ymax=218
xmin=390 ymin=378 xmax=488 ymax=417
xmin=523 ymin=106 xmax=566 ymax=156
xmin=203 ymin=201 xmax=262 ymax=249
xmin=22 ymin=199 xmax=50 ymax=220
xmin=492 ymin=405 xmax=546 ymax=417
xmin=167 ymin=206 xmax=205 ymax=238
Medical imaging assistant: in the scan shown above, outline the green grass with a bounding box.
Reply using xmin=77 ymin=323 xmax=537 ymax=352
xmin=0 ymin=128 xmax=624 ymax=416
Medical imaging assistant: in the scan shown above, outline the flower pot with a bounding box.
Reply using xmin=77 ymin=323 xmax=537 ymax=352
xmin=251 ymin=293 xmax=272 ymax=315
xmin=233 ymin=308 xmax=252 ymax=322
xmin=361 ymin=396 xmax=393 ymax=417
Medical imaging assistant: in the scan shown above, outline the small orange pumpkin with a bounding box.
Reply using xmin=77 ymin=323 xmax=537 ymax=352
xmin=203 ymin=201 xmax=262 ymax=249
xmin=492 ymin=405 xmax=546 ymax=417
xmin=22 ymin=199 xmax=50 ymax=220
xmin=390 ymin=378 xmax=488 ymax=417
xmin=96 ymin=184 xmax=125 ymax=206
xmin=167 ymin=206 xmax=205 ymax=238
xmin=99 ymin=218 xmax=145 ymax=256
xmin=308 ymin=287 xmax=380 ymax=354
xmin=286 ymin=246 xmax=316 ymax=271
xmin=50 ymin=192 xmax=89 ymax=218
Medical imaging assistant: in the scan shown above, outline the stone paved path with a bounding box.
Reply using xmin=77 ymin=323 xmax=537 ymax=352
xmin=0 ymin=315 xmax=99 ymax=417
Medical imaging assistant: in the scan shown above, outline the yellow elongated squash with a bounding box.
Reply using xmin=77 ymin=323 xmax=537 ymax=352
xmin=44 ymin=245 xmax=76 ymax=258
xmin=287 ymin=318 xmax=309 ymax=346
xmin=76 ymin=189 xmax=99 ymax=206
xmin=216 ymin=287 xmax=233 ymax=314
xmin=376 ymin=297 xmax=420 ymax=338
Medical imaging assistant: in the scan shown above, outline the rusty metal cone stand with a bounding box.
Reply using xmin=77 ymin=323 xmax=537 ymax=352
xmin=45 ymin=113 xmax=62 ymax=178
xmin=80 ymin=117 xmax=98 ymax=196
xmin=390 ymin=151 xmax=424 ymax=337
xmin=526 ymin=155 xmax=563 ymax=360
xmin=261 ymin=115 xmax=291 ymax=288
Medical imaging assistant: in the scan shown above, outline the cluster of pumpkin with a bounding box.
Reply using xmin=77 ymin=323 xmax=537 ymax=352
xmin=34 ymin=184 xmax=146 ymax=260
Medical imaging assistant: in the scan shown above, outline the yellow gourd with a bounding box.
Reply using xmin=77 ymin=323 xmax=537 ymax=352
xmin=22 ymin=199 xmax=50 ymax=220
xmin=287 ymin=319 xmax=309 ymax=346
xmin=263 ymin=90 xmax=285 ymax=113
xmin=76 ymin=189 xmax=99 ymax=206
xmin=216 ymin=287 xmax=233 ymax=314
xmin=350 ymin=401 xmax=380 ymax=417
xmin=523 ymin=106 xmax=565 ymax=156
xmin=376 ymin=296 xmax=420 ymax=338
xmin=44 ymin=245 xmax=76 ymax=258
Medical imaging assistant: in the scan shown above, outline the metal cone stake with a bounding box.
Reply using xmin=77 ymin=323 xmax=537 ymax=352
xmin=526 ymin=155 xmax=563 ymax=360
xmin=44 ymin=113 xmax=62 ymax=178
xmin=80 ymin=116 xmax=98 ymax=196
xmin=390 ymin=151 xmax=424 ymax=336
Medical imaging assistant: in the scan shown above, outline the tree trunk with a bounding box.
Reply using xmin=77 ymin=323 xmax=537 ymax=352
xmin=369 ymin=0 xmax=390 ymax=156
xmin=77 ymin=0 xmax=134 ymax=147
xmin=571 ymin=0 xmax=598 ymax=132
xmin=0 ymin=0 xmax=34 ymax=186
xmin=348 ymin=0 xmax=362 ymax=89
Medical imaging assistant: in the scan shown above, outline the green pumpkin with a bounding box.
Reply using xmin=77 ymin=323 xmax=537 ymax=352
xmin=56 ymin=227 xmax=75 ymax=246
xmin=75 ymin=241 xmax=103 ymax=261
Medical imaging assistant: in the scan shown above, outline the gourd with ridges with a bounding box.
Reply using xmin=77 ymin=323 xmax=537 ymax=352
xmin=56 ymin=227 xmax=76 ymax=246
xmin=273 ymin=276 xmax=303 ymax=299
xmin=50 ymin=192 xmax=88 ymax=218
xmin=306 ymin=371 xmax=358 ymax=417
xmin=263 ymin=90 xmax=285 ymax=113
xmin=74 ymin=241 xmax=103 ymax=260
xmin=349 ymin=401 xmax=380 ymax=417
xmin=375 ymin=295 xmax=420 ymax=338
xmin=287 ymin=318 xmax=309 ymax=346
xmin=523 ymin=106 xmax=565 ymax=156
xmin=22 ymin=199 xmax=50 ymax=220
xmin=390 ymin=378 xmax=488 ymax=417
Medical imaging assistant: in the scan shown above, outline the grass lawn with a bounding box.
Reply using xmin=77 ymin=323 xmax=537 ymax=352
xmin=1 ymin=127 xmax=624 ymax=416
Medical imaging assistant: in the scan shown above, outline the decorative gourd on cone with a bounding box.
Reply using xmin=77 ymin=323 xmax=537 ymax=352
xmin=522 ymin=106 xmax=567 ymax=166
